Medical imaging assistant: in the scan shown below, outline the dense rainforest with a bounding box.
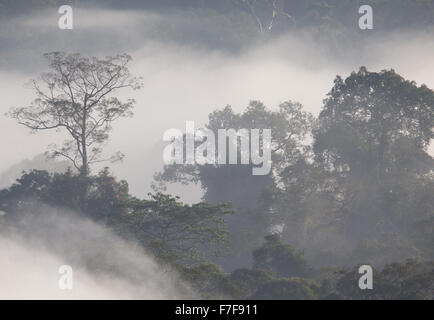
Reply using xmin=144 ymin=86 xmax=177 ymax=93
xmin=1 ymin=66 xmax=432 ymax=299
xmin=0 ymin=0 xmax=433 ymax=300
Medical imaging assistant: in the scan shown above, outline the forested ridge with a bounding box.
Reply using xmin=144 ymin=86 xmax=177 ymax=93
xmin=1 ymin=0 xmax=434 ymax=53
xmin=1 ymin=65 xmax=432 ymax=299
xmin=0 ymin=0 xmax=433 ymax=300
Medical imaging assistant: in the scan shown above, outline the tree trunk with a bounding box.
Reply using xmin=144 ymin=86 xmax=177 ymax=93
xmin=81 ymin=107 xmax=88 ymax=176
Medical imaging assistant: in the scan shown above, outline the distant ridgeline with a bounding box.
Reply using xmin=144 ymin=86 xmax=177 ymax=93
xmin=1 ymin=0 xmax=433 ymax=50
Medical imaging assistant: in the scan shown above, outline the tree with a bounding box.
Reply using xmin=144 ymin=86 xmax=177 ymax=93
xmin=178 ymin=263 xmax=237 ymax=299
xmin=308 ymin=67 xmax=434 ymax=263
xmin=155 ymin=100 xmax=313 ymax=208
xmin=314 ymin=67 xmax=433 ymax=178
xmin=154 ymin=100 xmax=314 ymax=270
xmin=253 ymin=234 xmax=308 ymax=277
xmin=0 ymin=169 xmax=233 ymax=266
xmin=229 ymin=268 xmax=275 ymax=298
xmin=255 ymin=159 xmax=341 ymax=260
xmin=125 ymin=193 xmax=233 ymax=265
xmin=250 ymin=277 xmax=321 ymax=299
xmin=336 ymin=260 xmax=434 ymax=300
xmin=0 ymin=168 xmax=129 ymax=224
xmin=8 ymin=52 xmax=142 ymax=175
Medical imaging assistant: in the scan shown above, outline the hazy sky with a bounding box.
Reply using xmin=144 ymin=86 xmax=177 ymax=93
xmin=0 ymin=6 xmax=433 ymax=200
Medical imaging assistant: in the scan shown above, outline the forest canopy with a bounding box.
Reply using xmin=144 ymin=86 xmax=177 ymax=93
xmin=2 ymin=65 xmax=433 ymax=299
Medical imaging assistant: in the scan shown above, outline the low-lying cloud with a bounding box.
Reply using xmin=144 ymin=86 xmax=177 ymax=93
xmin=0 ymin=205 xmax=193 ymax=299
xmin=0 ymin=6 xmax=433 ymax=202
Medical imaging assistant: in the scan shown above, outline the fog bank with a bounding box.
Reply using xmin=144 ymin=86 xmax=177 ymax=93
xmin=0 ymin=206 xmax=192 ymax=299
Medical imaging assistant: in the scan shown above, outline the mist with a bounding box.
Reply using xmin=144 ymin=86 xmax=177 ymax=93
xmin=0 ymin=6 xmax=433 ymax=202
xmin=0 ymin=204 xmax=193 ymax=299
xmin=0 ymin=1 xmax=433 ymax=301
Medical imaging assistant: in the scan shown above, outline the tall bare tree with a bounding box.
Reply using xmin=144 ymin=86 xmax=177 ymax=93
xmin=8 ymin=52 xmax=142 ymax=175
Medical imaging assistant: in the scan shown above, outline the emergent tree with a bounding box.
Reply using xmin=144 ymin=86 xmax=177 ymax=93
xmin=8 ymin=52 xmax=142 ymax=175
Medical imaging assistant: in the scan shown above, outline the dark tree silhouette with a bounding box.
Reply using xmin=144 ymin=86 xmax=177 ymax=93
xmin=8 ymin=52 xmax=142 ymax=175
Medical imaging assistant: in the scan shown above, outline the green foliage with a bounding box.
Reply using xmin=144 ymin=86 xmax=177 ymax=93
xmin=155 ymin=100 xmax=314 ymax=270
xmin=229 ymin=268 xmax=275 ymax=298
xmin=336 ymin=260 xmax=434 ymax=300
xmin=178 ymin=263 xmax=238 ymax=299
xmin=304 ymin=67 xmax=434 ymax=264
xmin=0 ymin=168 xmax=128 ymax=224
xmin=155 ymin=67 xmax=433 ymax=271
xmin=314 ymin=67 xmax=434 ymax=176
xmin=155 ymin=100 xmax=314 ymax=209
xmin=253 ymin=234 xmax=308 ymax=277
xmin=1 ymin=61 xmax=433 ymax=299
xmin=0 ymin=169 xmax=232 ymax=266
xmin=7 ymin=52 xmax=142 ymax=175
xmin=250 ymin=277 xmax=321 ymax=300
xmin=124 ymin=193 xmax=233 ymax=265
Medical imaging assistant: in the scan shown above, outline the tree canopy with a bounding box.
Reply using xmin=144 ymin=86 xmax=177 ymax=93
xmin=7 ymin=52 xmax=142 ymax=175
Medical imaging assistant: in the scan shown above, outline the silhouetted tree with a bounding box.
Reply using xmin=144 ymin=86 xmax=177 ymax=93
xmin=8 ymin=52 xmax=142 ymax=175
